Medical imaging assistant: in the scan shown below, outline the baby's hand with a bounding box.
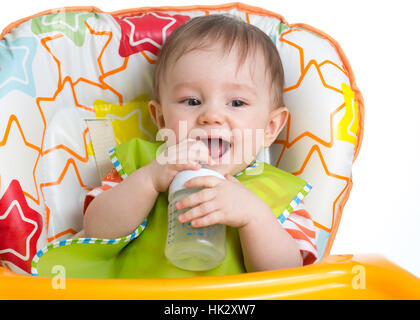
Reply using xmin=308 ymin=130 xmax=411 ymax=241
xmin=146 ymin=139 xmax=215 ymax=193
xmin=176 ymin=174 xmax=269 ymax=229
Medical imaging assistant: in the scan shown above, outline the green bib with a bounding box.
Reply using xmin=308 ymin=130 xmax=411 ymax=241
xmin=32 ymin=138 xmax=311 ymax=279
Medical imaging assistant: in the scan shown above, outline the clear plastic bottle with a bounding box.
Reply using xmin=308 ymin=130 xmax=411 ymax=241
xmin=165 ymin=168 xmax=226 ymax=271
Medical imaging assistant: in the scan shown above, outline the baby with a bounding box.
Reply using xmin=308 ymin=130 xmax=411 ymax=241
xmin=83 ymin=14 xmax=317 ymax=274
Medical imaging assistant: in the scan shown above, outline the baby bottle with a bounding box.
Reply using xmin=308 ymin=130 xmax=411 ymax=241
xmin=165 ymin=168 xmax=226 ymax=271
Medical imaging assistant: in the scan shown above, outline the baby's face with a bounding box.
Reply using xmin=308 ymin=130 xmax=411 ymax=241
xmin=150 ymin=43 xmax=287 ymax=176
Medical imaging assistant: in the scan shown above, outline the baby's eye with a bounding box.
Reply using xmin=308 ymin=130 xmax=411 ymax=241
xmin=228 ymin=100 xmax=246 ymax=107
xmin=182 ymin=98 xmax=201 ymax=106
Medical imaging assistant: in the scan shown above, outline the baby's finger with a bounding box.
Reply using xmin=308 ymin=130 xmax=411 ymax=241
xmin=176 ymin=188 xmax=216 ymax=210
xmin=178 ymin=201 xmax=218 ymax=223
xmin=190 ymin=210 xmax=223 ymax=228
xmin=184 ymin=175 xmax=223 ymax=189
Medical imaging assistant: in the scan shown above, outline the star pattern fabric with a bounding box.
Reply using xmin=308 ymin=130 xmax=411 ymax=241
xmin=0 ymin=180 xmax=42 ymax=273
xmin=31 ymin=12 xmax=98 ymax=47
xmin=93 ymin=94 xmax=158 ymax=144
xmin=114 ymin=12 xmax=190 ymax=58
xmin=0 ymin=7 xmax=363 ymax=273
xmin=0 ymin=37 xmax=37 ymax=98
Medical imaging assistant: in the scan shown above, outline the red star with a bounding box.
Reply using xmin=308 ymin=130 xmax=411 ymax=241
xmin=0 ymin=180 xmax=42 ymax=274
xmin=115 ymin=12 xmax=190 ymax=57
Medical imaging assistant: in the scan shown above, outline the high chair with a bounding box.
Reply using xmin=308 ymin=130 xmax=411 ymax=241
xmin=0 ymin=2 xmax=419 ymax=299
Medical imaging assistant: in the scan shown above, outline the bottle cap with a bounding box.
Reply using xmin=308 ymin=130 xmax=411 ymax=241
xmin=168 ymin=168 xmax=226 ymax=196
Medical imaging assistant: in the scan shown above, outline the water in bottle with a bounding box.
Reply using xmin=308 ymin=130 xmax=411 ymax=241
xmin=165 ymin=168 xmax=226 ymax=271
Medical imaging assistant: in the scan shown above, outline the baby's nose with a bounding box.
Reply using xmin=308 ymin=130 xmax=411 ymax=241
xmin=197 ymin=107 xmax=225 ymax=125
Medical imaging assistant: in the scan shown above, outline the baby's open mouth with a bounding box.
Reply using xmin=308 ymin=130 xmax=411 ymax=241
xmin=199 ymin=137 xmax=231 ymax=162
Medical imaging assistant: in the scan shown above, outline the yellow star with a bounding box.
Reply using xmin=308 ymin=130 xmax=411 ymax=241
xmin=93 ymin=94 xmax=158 ymax=145
xmin=334 ymin=83 xmax=359 ymax=147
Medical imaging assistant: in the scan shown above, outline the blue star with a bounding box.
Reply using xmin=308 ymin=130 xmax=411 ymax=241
xmin=0 ymin=37 xmax=37 ymax=98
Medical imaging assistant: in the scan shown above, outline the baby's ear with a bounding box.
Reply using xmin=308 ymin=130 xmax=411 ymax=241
xmin=148 ymin=100 xmax=165 ymax=128
xmin=263 ymin=106 xmax=289 ymax=148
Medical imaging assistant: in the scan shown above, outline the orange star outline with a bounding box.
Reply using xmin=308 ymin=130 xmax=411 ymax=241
xmin=273 ymin=28 xmax=354 ymax=239
xmin=0 ymin=115 xmax=41 ymax=205
xmin=40 ymin=128 xmax=93 ymax=241
xmin=294 ymin=144 xmax=349 ymax=233
xmin=32 ymin=22 xmax=131 ymax=241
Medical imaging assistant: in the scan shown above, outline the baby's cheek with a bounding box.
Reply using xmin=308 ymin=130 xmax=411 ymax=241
xmin=240 ymin=132 xmax=263 ymax=164
xmin=174 ymin=121 xmax=197 ymax=143
xmin=156 ymin=120 xmax=185 ymax=145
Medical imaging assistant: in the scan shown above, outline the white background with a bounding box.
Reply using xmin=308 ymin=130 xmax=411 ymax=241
xmin=1 ymin=0 xmax=419 ymax=278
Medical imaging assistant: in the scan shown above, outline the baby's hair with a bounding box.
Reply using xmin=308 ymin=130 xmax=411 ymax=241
xmin=153 ymin=14 xmax=285 ymax=108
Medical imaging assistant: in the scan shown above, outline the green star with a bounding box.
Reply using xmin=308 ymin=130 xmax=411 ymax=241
xmin=31 ymin=12 xmax=98 ymax=46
